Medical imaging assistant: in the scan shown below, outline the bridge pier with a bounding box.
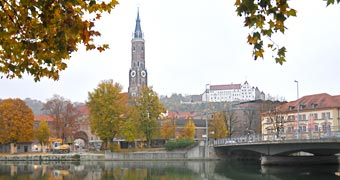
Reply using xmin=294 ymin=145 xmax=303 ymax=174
xmin=261 ymin=155 xmax=340 ymax=165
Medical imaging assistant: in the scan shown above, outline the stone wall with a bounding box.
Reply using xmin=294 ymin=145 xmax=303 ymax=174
xmin=105 ymin=141 xmax=218 ymax=160
xmin=0 ymin=154 xmax=104 ymax=161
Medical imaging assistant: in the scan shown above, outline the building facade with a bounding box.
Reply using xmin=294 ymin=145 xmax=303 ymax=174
xmin=128 ymin=10 xmax=148 ymax=97
xmin=261 ymin=93 xmax=340 ymax=141
xmin=202 ymin=81 xmax=265 ymax=102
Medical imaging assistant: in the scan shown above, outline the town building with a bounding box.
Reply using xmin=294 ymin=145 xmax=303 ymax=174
xmin=128 ymin=10 xmax=148 ymax=97
xmin=202 ymin=81 xmax=265 ymax=102
xmin=261 ymin=93 xmax=340 ymax=141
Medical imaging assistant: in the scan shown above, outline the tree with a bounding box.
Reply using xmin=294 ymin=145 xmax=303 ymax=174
xmin=0 ymin=0 xmax=118 ymax=81
xmin=209 ymin=112 xmax=228 ymax=139
xmin=160 ymin=118 xmax=176 ymax=140
xmin=180 ymin=118 xmax=196 ymax=140
xmin=43 ymin=95 xmax=79 ymax=141
xmin=0 ymin=98 xmax=34 ymax=153
xmin=265 ymin=109 xmax=286 ymax=139
xmin=87 ymin=80 xmax=127 ymax=147
xmin=235 ymin=0 xmax=339 ymax=64
xmin=133 ymin=87 xmax=166 ymax=147
xmin=34 ymin=120 xmax=50 ymax=152
xmin=224 ymin=109 xmax=238 ymax=137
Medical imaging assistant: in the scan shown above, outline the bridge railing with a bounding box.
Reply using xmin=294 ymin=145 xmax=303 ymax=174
xmin=213 ymin=131 xmax=340 ymax=146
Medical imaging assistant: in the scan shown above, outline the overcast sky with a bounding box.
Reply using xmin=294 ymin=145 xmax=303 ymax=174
xmin=1 ymin=0 xmax=339 ymax=103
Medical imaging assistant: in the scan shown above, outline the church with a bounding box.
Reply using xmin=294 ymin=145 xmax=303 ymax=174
xmin=128 ymin=10 xmax=148 ymax=97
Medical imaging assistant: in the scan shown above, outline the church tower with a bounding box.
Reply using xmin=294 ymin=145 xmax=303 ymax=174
xmin=128 ymin=9 xmax=147 ymax=97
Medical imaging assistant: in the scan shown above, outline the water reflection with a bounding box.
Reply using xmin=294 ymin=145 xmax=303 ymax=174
xmin=0 ymin=160 xmax=339 ymax=179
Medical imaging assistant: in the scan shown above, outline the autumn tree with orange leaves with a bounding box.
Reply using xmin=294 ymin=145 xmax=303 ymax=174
xmin=0 ymin=98 xmax=34 ymax=153
xmin=160 ymin=119 xmax=176 ymax=140
xmin=0 ymin=0 xmax=118 ymax=81
xmin=209 ymin=112 xmax=228 ymax=139
xmin=180 ymin=118 xmax=196 ymax=140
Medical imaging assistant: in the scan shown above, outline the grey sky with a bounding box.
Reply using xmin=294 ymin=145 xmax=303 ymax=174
xmin=1 ymin=0 xmax=339 ymax=103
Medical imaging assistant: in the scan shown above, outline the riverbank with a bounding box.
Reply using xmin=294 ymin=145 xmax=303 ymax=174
xmin=0 ymin=152 xmax=104 ymax=161
xmin=0 ymin=143 xmax=218 ymax=161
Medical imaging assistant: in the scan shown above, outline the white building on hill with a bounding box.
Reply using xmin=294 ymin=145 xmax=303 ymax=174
xmin=202 ymin=81 xmax=265 ymax=102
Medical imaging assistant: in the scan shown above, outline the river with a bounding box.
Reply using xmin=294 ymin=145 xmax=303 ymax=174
xmin=0 ymin=160 xmax=340 ymax=179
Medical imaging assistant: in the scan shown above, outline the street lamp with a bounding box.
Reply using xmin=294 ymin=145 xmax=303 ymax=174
xmin=294 ymin=80 xmax=300 ymax=138
xmin=205 ymin=84 xmax=209 ymax=159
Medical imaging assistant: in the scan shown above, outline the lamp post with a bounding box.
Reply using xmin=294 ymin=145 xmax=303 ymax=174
xmin=205 ymin=84 xmax=209 ymax=159
xmin=294 ymin=80 xmax=300 ymax=139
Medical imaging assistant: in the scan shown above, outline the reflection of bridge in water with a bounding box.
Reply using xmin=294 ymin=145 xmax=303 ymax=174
xmin=213 ymin=137 xmax=340 ymax=165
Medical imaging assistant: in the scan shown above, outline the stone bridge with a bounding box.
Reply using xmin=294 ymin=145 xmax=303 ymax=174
xmin=213 ymin=138 xmax=340 ymax=156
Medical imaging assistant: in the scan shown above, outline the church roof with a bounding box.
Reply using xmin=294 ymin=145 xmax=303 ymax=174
xmin=134 ymin=9 xmax=143 ymax=39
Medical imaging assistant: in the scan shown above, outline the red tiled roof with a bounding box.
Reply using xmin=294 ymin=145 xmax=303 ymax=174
xmin=277 ymin=93 xmax=340 ymax=112
xmin=34 ymin=115 xmax=54 ymax=122
xmin=167 ymin=111 xmax=199 ymax=119
xmin=210 ymin=84 xmax=241 ymax=91
xmin=77 ymin=105 xmax=89 ymax=115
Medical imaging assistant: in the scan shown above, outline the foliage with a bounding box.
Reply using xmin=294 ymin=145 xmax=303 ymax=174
xmin=222 ymin=109 xmax=238 ymax=137
xmin=109 ymin=142 xmax=121 ymax=152
xmin=120 ymin=106 xmax=140 ymax=142
xmin=160 ymin=119 xmax=176 ymax=140
xmin=34 ymin=120 xmax=50 ymax=149
xmin=165 ymin=139 xmax=195 ymax=151
xmin=209 ymin=112 xmax=228 ymax=139
xmin=87 ymin=80 xmax=127 ymax=146
xmin=0 ymin=0 xmax=118 ymax=81
xmin=43 ymin=95 xmax=79 ymax=140
xmin=0 ymin=98 xmax=34 ymax=144
xmin=180 ymin=118 xmax=196 ymax=140
xmin=133 ymin=87 xmax=166 ymax=147
xmin=235 ymin=0 xmax=339 ymax=64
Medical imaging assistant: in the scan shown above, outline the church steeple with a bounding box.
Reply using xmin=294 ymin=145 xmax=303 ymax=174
xmin=128 ymin=9 xmax=147 ymax=98
xmin=134 ymin=9 xmax=143 ymax=39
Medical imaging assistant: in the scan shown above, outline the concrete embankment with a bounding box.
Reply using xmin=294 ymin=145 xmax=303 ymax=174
xmin=0 ymin=142 xmax=218 ymax=161
xmin=0 ymin=153 xmax=104 ymax=161
xmin=104 ymin=142 xmax=218 ymax=160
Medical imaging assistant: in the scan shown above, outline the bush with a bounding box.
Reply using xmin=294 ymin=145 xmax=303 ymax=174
xmin=109 ymin=143 xmax=121 ymax=152
xmin=165 ymin=139 xmax=195 ymax=151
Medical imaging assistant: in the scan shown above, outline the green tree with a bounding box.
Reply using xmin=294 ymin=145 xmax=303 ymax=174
xmin=133 ymin=87 xmax=166 ymax=147
xmin=0 ymin=98 xmax=34 ymax=153
xmin=180 ymin=118 xmax=196 ymax=140
xmin=0 ymin=0 xmax=118 ymax=81
xmin=34 ymin=120 xmax=50 ymax=152
xmin=235 ymin=0 xmax=339 ymax=64
xmin=120 ymin=106 xmax=140 ymax=148
xmin=87 ymin=80 xmax=127 ymax=148
xmin=209 ymin=112 xmax=228 ymax=139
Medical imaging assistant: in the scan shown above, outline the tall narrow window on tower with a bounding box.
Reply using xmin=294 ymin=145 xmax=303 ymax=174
xmin=128 ymin=9 xmax=148 ymax=98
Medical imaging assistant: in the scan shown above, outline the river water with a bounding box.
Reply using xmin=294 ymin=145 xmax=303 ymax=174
xmin=0 ymin=160 xmax=340 ymax=180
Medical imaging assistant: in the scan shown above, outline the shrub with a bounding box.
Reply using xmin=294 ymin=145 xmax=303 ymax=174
xmin=165 ymin=139 xmax=195 ymax=151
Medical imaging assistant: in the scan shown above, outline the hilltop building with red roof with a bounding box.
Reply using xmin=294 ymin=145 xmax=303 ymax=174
xmin=202 ymin=81 xmax=265 ymax=102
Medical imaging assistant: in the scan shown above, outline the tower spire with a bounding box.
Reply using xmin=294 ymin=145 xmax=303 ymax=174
xmin=134 ymin=8 xmax=143 ymax=38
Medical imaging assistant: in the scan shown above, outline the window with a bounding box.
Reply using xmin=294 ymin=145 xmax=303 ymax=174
xmin=302 ymin=126 xmax=307 ymax=132
xmin=287 ymin=127 xmax=293 ymax=133
xmin=314 ymin=125 xmax=319 ymax=132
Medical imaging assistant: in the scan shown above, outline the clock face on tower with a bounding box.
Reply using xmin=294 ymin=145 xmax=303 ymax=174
xmin=130 ymin=70 xmax=136 ymax=77
xmin=141 ymin=70 xmax=146 ymax=77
